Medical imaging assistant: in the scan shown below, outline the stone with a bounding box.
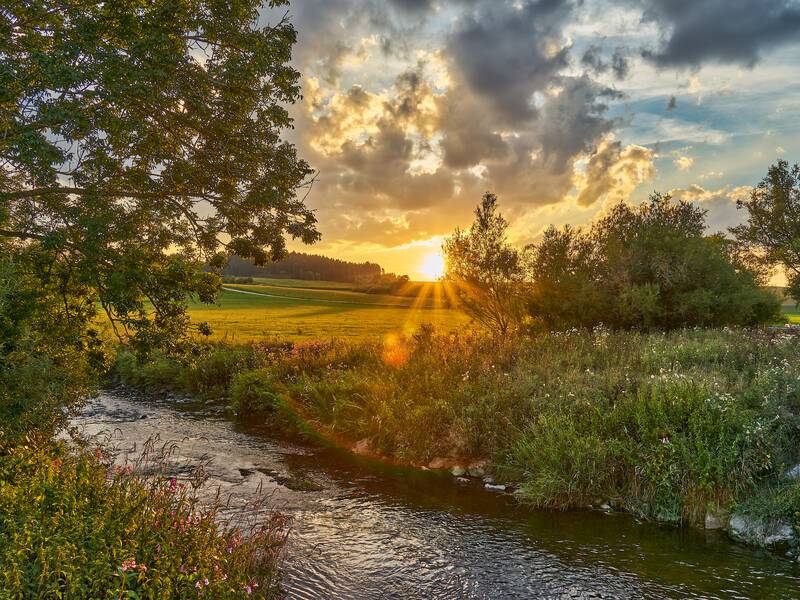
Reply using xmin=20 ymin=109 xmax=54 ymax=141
xmin=455 ymin=477 xmax=470 ymax=485
xmin=728 ymin=514 xmax=796 ymax=547
xmin=704 ymin=509 xmax=728 ymax=530
xmin=485 ymin=483 xmax=506 ymax=492
xmin=428 ymin=457 xmax=450 ymax=469
xmin=786 ymin=464 xmax=800 ymax=480
xmin=599 ymin=502 xmax=612 ymax=512
xmin=451 ymin=466 xmax=466 ymax=477
xmin=466 ymin=460 xmax=488 ymax=478
xmin=352 ymin=438 xmax=370 ymax=455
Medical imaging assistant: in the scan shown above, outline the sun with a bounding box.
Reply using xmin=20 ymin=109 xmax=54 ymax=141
xmin=419 ymin=252 xmax=446 ymax=281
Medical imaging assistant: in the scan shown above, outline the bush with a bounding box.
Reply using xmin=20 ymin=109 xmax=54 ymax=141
xmin=187 ymin=347 xmax=255 ymax=399
xmin=115 ymin=349 xmax=189 ymax=394
xmin=0 ymin=442 xmax=287 ymax=599
xmin=230 ymin=370 xmax=284 ymax=418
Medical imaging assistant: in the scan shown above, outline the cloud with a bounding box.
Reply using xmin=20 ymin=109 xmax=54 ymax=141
xmin=674 ymin=156 xmax=694 ymax=171
xmin=638 ymin=0 xmax=800 ymax=67
xmin=668 ymin=183 xmax=753 ymax=233
xmin=574 ymin=137 xmax=656 ymax=206
xmin=445 ymin=0 xmax=573 ymax=124
xmin=581 ymin=44 xmax=630 ymax=80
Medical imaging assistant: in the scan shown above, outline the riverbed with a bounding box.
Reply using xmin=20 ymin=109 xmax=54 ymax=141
xmin=70 ymin=389 xmax=800 ymax=599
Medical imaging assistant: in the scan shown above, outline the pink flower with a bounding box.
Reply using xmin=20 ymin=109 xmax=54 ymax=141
xmin=121 ymin=558 xmax=136 ymax=572
xmin=245 ymin=586 xmax=252 ymax=595
xmin=169 ymin=477 xmax=178 ymax=493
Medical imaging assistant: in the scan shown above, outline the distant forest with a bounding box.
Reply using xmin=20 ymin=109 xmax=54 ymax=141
xmin=223 ymin=253 xmax=384 ymax=283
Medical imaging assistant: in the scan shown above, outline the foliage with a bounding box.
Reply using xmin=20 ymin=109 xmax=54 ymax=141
xmin=443 ymin=192 xmax=526 ymax=333
xmin=0 ymin=441 xmax=287 ymax=599
xmin=0 ymin=251 xmax=105 ymax=445
xmin=732 ymin=159 xmax=800 ymax=304
xmin=1 ymin=0 xmax=317 ymax=356
xmin=526 ymin=194 xmax=780 ymax=329
xmin=225 ymin=253 xmax=382 ymax=284
xmin=123 ymin=328 xmax=800 ymax=530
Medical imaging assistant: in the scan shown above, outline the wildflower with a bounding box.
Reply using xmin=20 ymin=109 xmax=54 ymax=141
xmin=169 ymin=477 xmax=178 ymax=493
xmin=121 ymin=558 xmax=137 ymax=572
xmin=245 ymin=586 xmax=252 ymax=595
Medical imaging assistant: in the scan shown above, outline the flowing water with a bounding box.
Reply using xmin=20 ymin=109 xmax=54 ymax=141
xmin=71 ymin=389 xmax=800 ymax=599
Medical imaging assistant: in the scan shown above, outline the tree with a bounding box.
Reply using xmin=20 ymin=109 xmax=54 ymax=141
xmin=443 ymin=192 xmax=525 ymax=334
xmin=526 ymin=194 xmax=779 ymax=330
xmin=732 ymin=160 xmax=800 ymax=303
xmin=0 ymin=1 xmax=317 ymax=436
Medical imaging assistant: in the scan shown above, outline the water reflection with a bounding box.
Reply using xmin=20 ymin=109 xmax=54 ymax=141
xmin=71 ymin=391 xmax=800 ymax=600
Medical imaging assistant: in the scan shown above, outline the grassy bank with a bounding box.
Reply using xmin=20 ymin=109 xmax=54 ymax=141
xmin=0 ymin=439 xmax=287 ymax=598
xmin=116 ymin=327 xmax=800 ymax=535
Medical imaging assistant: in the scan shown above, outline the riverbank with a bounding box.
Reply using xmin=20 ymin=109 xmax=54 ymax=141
xmin=66 ymin=389 xmax=800 ymax=598
xmin=115 ymin=327 xmax=800 ymax=551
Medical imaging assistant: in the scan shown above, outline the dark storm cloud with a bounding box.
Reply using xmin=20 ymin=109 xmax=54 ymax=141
xmin=639 ymin=0 xmax=800 ymax=67
xmin=446 ymin=0 xmax=573 ymax=123
xmin=581 ymin=44 xmax=630 ymax=80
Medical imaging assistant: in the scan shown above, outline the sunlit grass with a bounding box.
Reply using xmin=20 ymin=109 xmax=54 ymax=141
xmin=187 ymin=289 xmax=471 ymax=342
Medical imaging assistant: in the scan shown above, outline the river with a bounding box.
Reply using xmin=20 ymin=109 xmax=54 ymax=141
xmin=70 ymin=389 xmax=800 ymax=599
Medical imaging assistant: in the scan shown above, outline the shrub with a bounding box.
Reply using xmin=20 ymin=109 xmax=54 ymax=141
xmin=230 ymin=370 xmax=286 ymax=420
xmin=115 ymin=349 xmax=189 ymax=394
xmin=187 ymin=347 xmax=255 ymax=399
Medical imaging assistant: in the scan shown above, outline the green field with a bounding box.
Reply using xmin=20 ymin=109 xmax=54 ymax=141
xmin=184 ymin=279 xmax=800 ymax=342
xmin=782 ymin=302 xmax=799 ymax=323
xmin=188 ymin=283 xmax=470 ymax=342
xmin=249 ymin=276 xmax=356 ymax=290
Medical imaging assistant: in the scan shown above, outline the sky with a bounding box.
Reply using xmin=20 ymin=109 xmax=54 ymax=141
xmin=265 ymin=0 xmax=800 ymax=280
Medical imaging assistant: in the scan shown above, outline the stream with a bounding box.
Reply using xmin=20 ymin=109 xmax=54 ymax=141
xmin=70 ymin=389 xmax=800 ymax=599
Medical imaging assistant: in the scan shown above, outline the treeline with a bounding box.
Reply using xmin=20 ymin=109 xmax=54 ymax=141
xmin=445 ymin=160 xmax=800 ymax=333
xmin=224 ymin=253 xmax=383 ymax=283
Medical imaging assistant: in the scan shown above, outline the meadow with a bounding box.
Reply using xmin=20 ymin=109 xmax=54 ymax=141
xmin=187 ymin=281 xmax=469 ymax=342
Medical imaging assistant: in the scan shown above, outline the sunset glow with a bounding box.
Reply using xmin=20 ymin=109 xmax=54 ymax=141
xmin=418 ymin=252 xmax=446 ymax=281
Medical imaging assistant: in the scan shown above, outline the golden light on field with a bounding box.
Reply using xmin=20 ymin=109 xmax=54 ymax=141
xmin=418 ymin=252 xmax=445 ymax=281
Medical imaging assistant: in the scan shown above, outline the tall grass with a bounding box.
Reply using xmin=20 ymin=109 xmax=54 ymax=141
xmin=116 ymin=327 xmax=800 ymax=529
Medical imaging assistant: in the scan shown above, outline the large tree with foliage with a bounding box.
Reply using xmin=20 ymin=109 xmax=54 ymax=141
xmin=0 ymin=0 xmax=317 ymax=439
xmin=442 ymin=192 xmax=525 ymax=334
xmin=732 ymin=159 xmax=800 ymax=303
xmin=527 ymin=194 xmax=779 ymax=330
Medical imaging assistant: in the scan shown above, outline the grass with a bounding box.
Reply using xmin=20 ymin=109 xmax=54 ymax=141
xmin=117 ymin=327 xmax=800 ymax=538
xmin=187 ymin=288 xmax=470 ymax=342
xmin=249 ymin=277 xmax=356 ymax=290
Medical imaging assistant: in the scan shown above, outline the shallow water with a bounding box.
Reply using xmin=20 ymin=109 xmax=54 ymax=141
xmin=71 ymin=390 xmax=800 ymax=599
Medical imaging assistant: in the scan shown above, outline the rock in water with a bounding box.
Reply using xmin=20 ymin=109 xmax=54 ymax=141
xmin=485 ymin=483 xmax=506 ymax=492
xmin=728 ymin=514 xmax=796 ymax=547
xmin=704 ymin=509 xmax=728 ymax=530
xmin=786 ymin=464 xmax=800 ymax=480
